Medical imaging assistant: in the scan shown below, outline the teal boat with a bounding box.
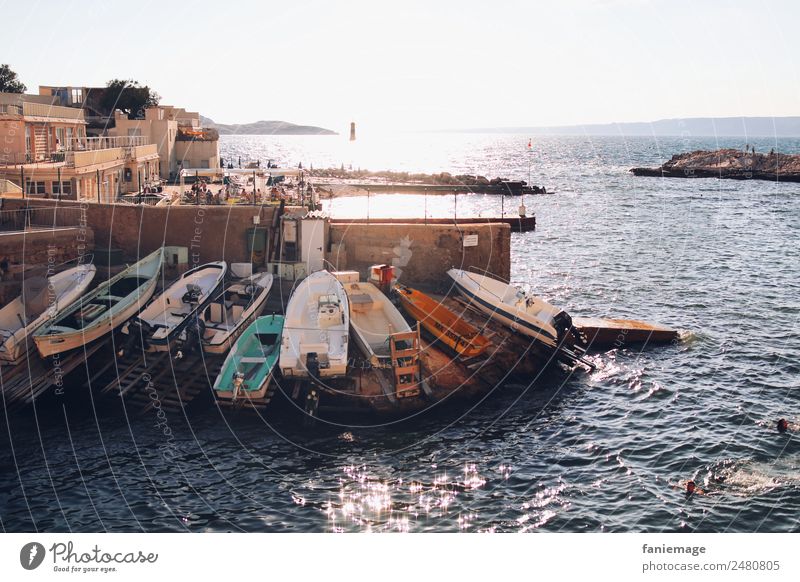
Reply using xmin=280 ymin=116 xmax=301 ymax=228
xmin=213 ymin=315 xmax=284 ymax=403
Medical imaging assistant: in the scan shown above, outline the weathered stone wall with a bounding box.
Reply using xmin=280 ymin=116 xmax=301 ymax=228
xmin=0 ymin=198 xmax=276 ymax=265
xmin=0 ymin=227 xmax=94 ymax=270
xmin=327 ymin=221 xmax=510 ymax=290
xmin=0 ymin=227 xmax=95 ymax=303
xmin=0 ymin=199 xmax=513 ymax=291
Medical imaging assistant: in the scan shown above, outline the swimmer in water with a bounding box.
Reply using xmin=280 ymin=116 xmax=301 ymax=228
xmin=777 ymin=418 xmax=789 ymax=433
xmin=685 ymin=480 xmax=706 ymax=496
xmin=672 ymin=479 xmax=707 ymax=496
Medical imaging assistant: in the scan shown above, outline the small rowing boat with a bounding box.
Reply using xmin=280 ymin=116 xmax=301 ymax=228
xmin=34 ymin=249 xmax=163 ymax=357
xmin=0 ymin=263 xmax=96 ymax=365
xmin=395 ymin=285 xmax=489 ymax=358
xmin=213 ymin=315 xmax=284 ymax=403
xmin=338 ymin=276 xmax=412 ymax=366
xmin=199 ymin=273 xmax=273 ymax=355
xmin=280 ymin=270 xmax=349 ymax=378
xmin=126 ymin=261 xmax=227 ymax=352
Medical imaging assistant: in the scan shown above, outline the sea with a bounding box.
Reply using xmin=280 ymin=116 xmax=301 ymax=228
xmin=1 ymin=133 xmax=798 ymax=533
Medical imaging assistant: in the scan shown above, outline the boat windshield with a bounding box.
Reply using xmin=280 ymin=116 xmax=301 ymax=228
xmin=319 ymin=294 xmax=339 ymax=307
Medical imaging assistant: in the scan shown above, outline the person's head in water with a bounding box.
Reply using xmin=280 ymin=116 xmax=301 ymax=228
xmin=777 ymin=418 xmax=789 ymax=433
xmin=686 ymin=480 xmax=697 ymax=494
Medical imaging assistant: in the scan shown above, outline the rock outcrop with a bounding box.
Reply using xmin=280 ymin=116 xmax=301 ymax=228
xmin=630 ymin=148 xmax=800 ymax=182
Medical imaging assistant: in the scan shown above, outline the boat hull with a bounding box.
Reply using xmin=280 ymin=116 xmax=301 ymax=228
xmin=213 ymin=315 xmax=283 ymax=403
xmin=396 ymin=285 xmax=489 ymax=358
xmin=448 ymin=270 xmax=559 ymax=349
xmin=34 ymin=280 xmax=159 ymax=357
xmin=202 ymin=274 xmax=273 ymax=355
xmin=343 ymin=280 xmax=411 ymax=367
xmin=280 ymin=271 xmax=349 ymax=379
xmin=0 ymin=264 xmax=96 ymax=365
xmin=34 ymin=250 xmax=163 ymax=358
xmin=130 ymin=261 xmax=227 ymax=353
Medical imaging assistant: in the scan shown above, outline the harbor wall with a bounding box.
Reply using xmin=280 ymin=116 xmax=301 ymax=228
xmin=0 ymin=226 xmax=95 ymax=303
xmin=0 ymin=198 xmax=513 ymax=290
xmin=327 ymin=221 xmax=510 ymax=290
xmin=0 ymin=198 xmax=276 ymax=265
xmin=0 ymin=227 xmax=94 ymax=269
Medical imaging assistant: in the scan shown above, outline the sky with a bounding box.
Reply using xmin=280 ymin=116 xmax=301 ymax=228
xmin=2 ymin=0 xmax=799 ymax=132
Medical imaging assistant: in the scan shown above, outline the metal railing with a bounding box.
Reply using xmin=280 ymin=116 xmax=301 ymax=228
xmin=66 ymin=136 xmax=150 ymax=151
xmin=0 ymin=152 xmax=67 ymax=166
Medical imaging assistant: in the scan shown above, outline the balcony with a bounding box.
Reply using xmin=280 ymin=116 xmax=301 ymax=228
xmin=0 ymin=137 xmax=155 ymax=169
xmin=66 ymin=136 xmax=150 ymax=151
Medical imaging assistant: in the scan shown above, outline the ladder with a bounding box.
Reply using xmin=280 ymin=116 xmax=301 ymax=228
xmin=389 ymin=324 xmax=423 ymax=399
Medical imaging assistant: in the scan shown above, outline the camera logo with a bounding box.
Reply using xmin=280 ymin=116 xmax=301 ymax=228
xmin=20 ymin=542 xmax=46 ymax=570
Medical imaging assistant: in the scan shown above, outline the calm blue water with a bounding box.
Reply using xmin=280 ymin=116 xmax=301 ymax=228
xmin=1 ymin=134 xmax=799 ymax=532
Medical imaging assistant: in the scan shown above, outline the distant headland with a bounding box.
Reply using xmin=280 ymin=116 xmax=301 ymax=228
xmin=630 ymin=148 xmax=800 ymax=182
xmin=201 ymin=116 xmax=337 ymax=136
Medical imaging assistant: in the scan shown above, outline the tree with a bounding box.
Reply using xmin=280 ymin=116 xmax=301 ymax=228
xmin=0 ymin=64 xmax=26 ymax=93
xmin=101 ymin=79 xmax=160 ymax=119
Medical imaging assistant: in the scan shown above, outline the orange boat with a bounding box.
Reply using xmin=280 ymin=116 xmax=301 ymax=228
xmin=395 ymin=285 xmax=490 ymax=358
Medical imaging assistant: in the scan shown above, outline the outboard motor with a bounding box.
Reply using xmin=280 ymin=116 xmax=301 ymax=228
xmin=182 ymin=284 xmax=202 ymax=305
xmin=552 ymin=311 xmax=574 ymax=345
xmin=306 ymin=352 xmax=320 ymax=381
xmin=120 ymin=319 xmax=151 ymax=356
xmin=180 ymin=316 xmax=205 ymax=356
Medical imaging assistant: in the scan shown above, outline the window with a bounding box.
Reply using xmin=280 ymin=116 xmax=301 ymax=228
xmin=25 ymin=126 xmax=31 ymax=155
xmin=200 ymin=159 xmax=210 ymax=169
xmin=55 ymin=127 xmax=65 ymax=150
xmin=66 ymin=127 xmax=74 ymax=149
xmin=26 ymin=181 xmax=46 ymax=195
xmin=52 ymin=181 xmax=60 ymax=194
xmin=61 ymin=181 xmax=72 ymax=195
xmin=71 ymin=88 xmax=83 ymax=105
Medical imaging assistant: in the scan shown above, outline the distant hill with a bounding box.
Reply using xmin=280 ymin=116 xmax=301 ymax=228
xmin=447 ymin=117 xmax=800 ymax=137
xmin=200 ymin=116 xmax=337 ymax=136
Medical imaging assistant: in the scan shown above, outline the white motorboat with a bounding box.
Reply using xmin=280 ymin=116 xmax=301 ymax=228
xmin=34 ymin=249 xmax=163 ymax=357
xmin=0 ymin=263 xmax=96 ymax=365
xmin=125 ymin=261 xmax=227 ymax=352
xmin=199 ymin=272 xmax=273 ymax=355
xmin=447 ymin=268 xmax=571 ymax=350
xmin=337 ymin=276 xmax=412 ymax=366
xmin=279 ymin=270 xmax=349 ymax=378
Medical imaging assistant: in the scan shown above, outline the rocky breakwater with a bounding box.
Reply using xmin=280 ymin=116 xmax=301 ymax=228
xmin=631 ymin=148 xmax=800 ymax=182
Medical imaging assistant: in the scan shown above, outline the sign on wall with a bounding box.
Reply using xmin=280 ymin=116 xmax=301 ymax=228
xmin=462 ymin=234 xmax=478 ymax=247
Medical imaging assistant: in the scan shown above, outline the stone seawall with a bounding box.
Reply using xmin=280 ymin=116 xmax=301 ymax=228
xmin=0 ymin=226 xmax=94 ymax=303
xmin=327 ymin=222 xmax=510 ymax=290
xmin=0 ymin=199 xmax=513 ymax=290
xmin=0 ymin=199 xmax=277 ymax=265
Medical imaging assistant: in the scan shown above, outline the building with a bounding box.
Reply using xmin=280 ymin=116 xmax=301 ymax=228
xmin=38 ymin=85 xmax=113 ymax=136
xmin=0 ymin=92 xmax=160 ymax=201
xmin=110 ymin=106 xmax=220 ymax=179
